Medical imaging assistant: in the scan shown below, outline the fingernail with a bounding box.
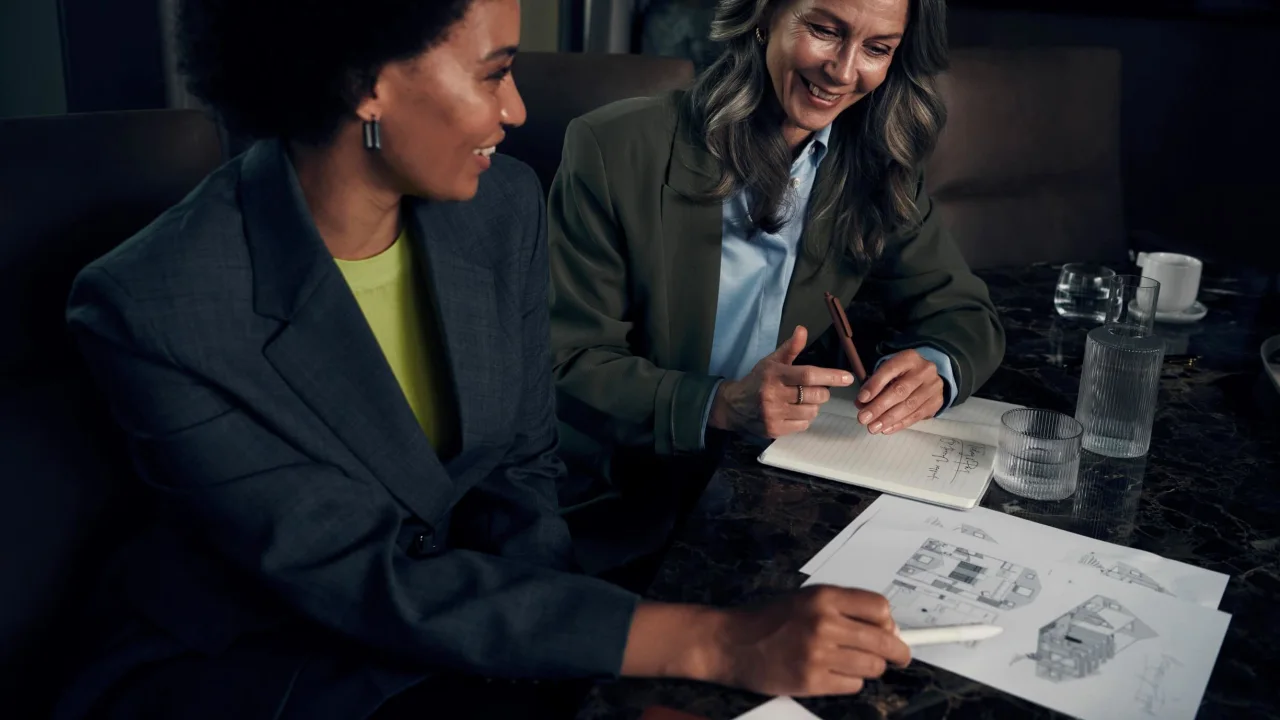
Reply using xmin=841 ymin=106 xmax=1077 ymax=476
xmin=885 ymin=425 xmax=899 ymax=435
xmin=870 ymin=422 xmax=883 ymax=434
xmin=859 ymin=411 xmax=872 ymax=424
xmin=842 ymin=374 xmax=853 ymax=384
xmin=858 ymin=391 xmax=871 ymax=403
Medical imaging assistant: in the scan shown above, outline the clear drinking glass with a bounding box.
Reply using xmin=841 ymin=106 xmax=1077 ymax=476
xmin=994 ymin=409 xmax=1084 ymax=501
xmin=1102 ymin=275 xmax=1161 ymax=336
xmin=1054 ymin=263 xmax=1116 ymax=321
xmin=1076 ymin=275 xmax=1165 ymax=457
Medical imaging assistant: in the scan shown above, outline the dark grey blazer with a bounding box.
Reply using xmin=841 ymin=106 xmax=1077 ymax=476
xmin=53 ymin=141 xmax=637 ymax=720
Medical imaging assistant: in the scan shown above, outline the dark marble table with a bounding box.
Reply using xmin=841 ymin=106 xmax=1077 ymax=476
xmin=577 ymin=264 xmax=1280 ymax=720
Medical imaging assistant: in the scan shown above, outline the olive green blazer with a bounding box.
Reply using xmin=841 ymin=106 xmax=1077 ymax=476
xmin=548 ymin=91 xmax=1004 ymax=476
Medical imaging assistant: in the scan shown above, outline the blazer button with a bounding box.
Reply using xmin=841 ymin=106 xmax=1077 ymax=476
xmin=410 ymin=532 xmax=436 ymax=558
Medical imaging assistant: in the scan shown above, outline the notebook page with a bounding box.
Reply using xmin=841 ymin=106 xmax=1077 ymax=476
xmin=760 ymin=412 xmax=995 ymax=507
xmin=913 ymin=397 xmax=1023 ymax=446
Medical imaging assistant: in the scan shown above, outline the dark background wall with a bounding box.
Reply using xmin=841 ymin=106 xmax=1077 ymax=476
xmin=948 ymin=6 xmax=1280 ymax=268
xmin=3 ymin=0 xmax=1277 ymax=267
xmin=0 ymin=0 xmax=67 ymax=118
xmin=59 ymin=0 xmax=167 ymax=113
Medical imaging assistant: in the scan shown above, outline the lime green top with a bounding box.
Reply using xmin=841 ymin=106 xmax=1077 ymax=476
xmin=335 ymin=230 xmax=456 ymax=454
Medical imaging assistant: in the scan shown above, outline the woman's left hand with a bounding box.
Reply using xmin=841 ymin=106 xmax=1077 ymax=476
xmin=855 ymin=350 xmax=945 ymax=435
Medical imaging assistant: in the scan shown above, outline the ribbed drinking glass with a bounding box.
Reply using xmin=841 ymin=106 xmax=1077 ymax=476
xmin=1075 ymin=275 xmax=1164 ymax=458
xmin=994 ymin=409 xmax=1084 ymax=501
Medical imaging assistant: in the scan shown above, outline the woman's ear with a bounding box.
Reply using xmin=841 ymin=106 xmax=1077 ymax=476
xmin=355 ymin=90 xmax=382 ymax=124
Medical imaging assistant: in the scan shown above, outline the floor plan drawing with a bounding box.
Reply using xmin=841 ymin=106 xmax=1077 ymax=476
xmin=886 ymin=578 xmax=1001 ymax=628
xmin=886 ymin=537 xmax=1040 ymax=630
xmin=1079 ymin=554 xmax=1174 ymax=596
xmin=896 ymin=538 xmax=1040 ymax=610
xmin=1030 ymin=595 xmax=1158 ymax=682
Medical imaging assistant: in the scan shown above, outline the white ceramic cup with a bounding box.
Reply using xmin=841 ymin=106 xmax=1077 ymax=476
xmin=1136 ymin=252 xmax=1202 ymax=313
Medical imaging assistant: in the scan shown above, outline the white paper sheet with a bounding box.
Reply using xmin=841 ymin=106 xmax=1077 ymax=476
xmin=805 ymin=525 xmax=1231 ymax=720
xmin=733 ymin=697 xmax=822 ymax=720
xmin=800 ymin=495 xmax=1230 ymax=609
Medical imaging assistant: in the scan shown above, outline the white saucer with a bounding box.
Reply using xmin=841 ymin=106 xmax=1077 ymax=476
xmin=1263 ymin=335 xmax=1280 ymax=397
xmin=1154 ymin=301 xmax=1208 ymax=325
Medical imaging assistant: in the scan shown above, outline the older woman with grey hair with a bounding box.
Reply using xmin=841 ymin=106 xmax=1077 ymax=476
xmin=550 ymin=0 xmax=1004 ymax=563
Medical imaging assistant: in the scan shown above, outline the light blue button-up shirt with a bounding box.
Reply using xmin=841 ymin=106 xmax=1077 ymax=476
xmin=700 ymin=125 xmax=956 ymax=440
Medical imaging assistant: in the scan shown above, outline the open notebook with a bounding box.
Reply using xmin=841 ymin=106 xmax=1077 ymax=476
xmin=758 ymin=389 xmax=1023 ymax=509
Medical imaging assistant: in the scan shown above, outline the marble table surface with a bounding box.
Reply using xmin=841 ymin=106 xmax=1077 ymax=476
xmin=577 ymin=264 xmax=1280 ymax=720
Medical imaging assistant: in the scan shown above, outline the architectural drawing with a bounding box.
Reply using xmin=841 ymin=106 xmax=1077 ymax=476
xmin=925 ymin=516 xmax=997 ymax=543
xmin=1134 ymin=654 xmax=1183 ymax=716
xmin=886 ymin=578 xmax=1000 ymax=628
xmin=1079 ymin=554 xmax=1174 ymax=596
xmin=898 ymin=538 xmax=1040 ymax=609
xmin=887 ymin=537 xmax=1039 ymax=630
xmin=1030 ymin=595 xmax=1158 ymax=682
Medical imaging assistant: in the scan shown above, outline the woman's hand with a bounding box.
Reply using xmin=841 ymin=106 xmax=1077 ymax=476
xmin=855 ymin=349 xmax=945 ymax=435
xmin=621 ymin=587 xmax=911 ymax=697
xmin=710 ymin=586 xmax=911 ymax=697
xmin=709 ymin=326 xmax=854 ymax=438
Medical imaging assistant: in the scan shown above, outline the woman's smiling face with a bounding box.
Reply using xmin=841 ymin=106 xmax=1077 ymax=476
xmin=764 ymin=0 xmax=909 ymax=149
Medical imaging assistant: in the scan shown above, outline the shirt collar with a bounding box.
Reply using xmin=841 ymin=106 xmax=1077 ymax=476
xmin=793 ymin=124 xmax=834 ymax=170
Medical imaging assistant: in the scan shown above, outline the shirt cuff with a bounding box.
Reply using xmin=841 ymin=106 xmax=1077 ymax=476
xmin=875 ymin=345 xmax=958 ymax=413
xmin=699 ymin=378 xmax=725 ymax=450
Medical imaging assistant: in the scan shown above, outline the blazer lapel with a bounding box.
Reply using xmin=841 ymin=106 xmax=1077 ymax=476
xmin=661 ymin=117 xmax=723 ymax=373
xmin=410 ymin=198 xmax=500 ymax=458
xmin=241 ymin=141 xmax=455 ymax=526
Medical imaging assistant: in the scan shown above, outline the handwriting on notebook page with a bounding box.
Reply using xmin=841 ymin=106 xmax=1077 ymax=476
xmin=924 ymin=437 xmax=987 ymax=486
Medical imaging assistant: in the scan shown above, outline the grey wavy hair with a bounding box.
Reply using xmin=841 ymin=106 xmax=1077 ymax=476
xmin=681 ymin=0 xmax=949 ymax=271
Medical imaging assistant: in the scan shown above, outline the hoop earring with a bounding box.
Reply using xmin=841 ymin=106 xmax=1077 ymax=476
xmin=755 ymin=27 xmax=766 ymax=45
xmin=362 ymin=118 xmax=382 ymax=151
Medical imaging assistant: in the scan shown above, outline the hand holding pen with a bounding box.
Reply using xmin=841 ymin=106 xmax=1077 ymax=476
xmin=825 ymin=293 xmax=946 ymax=436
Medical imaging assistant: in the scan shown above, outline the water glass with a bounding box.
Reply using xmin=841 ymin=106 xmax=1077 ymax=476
xmin=994 ymin=409 xmax=1084 ymax=501
xmin=1103 ymin=275 xmax=1161 ymax=336
xmin=1054 ymin=263 xmax=1116 ymax=321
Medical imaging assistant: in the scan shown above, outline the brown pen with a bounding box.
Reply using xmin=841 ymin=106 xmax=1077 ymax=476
xmin=824 ymin=292 xmax=868 ymax=382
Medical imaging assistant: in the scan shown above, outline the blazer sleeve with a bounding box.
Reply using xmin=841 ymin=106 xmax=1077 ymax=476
xmin=449 ymin=173 xmax=578 ymax=570
xmin=548 ymin=118 xmax=720 ymax=458
xmin=67 ymin=266 xmax=639 ymax=680
xmin=859 ymin=173 xmax=1006 ymax=403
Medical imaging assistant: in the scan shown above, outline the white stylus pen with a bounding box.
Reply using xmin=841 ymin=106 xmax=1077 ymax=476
xmin=897 ymin=624 xmax=1003 ymax=647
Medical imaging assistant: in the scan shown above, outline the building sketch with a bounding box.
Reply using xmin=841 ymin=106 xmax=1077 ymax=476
xmin=897 ymin=538 xmax=1040 ymax=610
xmin=1079 ymin=553 xmax=1174 ymax=596
xmin=1030 ymin=595 xmax=1158 ymax=682
xmin=886 ymin=537 xmax=1039 ymax=632
xmin=924 ymin=516 xmax=997 ymax=543
xmin=958 ymin=524 xmax=997 ymax=543
xmin=1134 ymin=653 xmax=1183 ymax=716
xmin=886 ymin=578 xmax=1000 ymax=628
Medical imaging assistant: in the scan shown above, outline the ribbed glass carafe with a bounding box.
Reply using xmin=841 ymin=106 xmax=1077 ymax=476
xmin=1075 ymin=327 xmax=1164 ymax=458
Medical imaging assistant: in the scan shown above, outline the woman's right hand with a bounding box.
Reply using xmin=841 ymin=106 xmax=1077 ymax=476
xmin=706 ymin=585 xmax=911 ymax=697
xmin=621 ymin=586 xmax=910 ymax=697
xmin=708 ymin=326 xmax=854 ymax=438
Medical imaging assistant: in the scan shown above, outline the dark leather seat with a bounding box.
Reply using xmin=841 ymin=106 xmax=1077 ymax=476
xmin=504 ymin=52 xmax=696 ymax=195
xmin=0 ymin=109 xmax=223 ymax=716
xmin=927 ymin=47 xmax=1127 ymax=269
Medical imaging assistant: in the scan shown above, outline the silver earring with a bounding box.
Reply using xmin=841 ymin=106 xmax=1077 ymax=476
xmin=362 ymin=118 xmax=381 ymax=151
xmin=755 ymin=27 xmax=765 ymax=45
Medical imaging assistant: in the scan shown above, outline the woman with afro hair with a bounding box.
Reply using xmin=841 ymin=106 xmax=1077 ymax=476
xmin=53 ymin=1 xmax=911 ymax=718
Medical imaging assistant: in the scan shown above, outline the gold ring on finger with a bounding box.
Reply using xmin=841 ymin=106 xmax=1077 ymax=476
xmin=796 ymin=385 xmax=805 ymax=405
